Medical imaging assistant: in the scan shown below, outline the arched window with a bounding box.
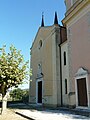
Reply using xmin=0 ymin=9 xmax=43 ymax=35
xmin=64 ymin=51 xmax=66 ymax=65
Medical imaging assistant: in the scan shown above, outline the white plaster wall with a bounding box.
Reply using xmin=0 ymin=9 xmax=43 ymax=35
xmin=61 ymin=42 xmax=69 ymax=105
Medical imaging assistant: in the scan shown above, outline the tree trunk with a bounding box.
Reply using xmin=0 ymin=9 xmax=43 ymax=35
xmin=1 ymin=94 xmax=7 ymax=114
xmin=0 ymin=84 xmax=7 ymax=114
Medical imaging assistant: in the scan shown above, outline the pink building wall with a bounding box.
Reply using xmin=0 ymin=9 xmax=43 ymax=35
xmin=70 ymin=12 xmax=90 ymax=87
xmin=63 ymin=0 xmax=90 ymax=107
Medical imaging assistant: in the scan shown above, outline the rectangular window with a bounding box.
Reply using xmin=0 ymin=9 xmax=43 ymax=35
xmin=64 ymin=52 xmax=66 ymax=65
xmin=65 ymin=79 xmax=67 ymax=94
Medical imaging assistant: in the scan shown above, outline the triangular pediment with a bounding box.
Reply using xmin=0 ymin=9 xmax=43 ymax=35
xmin=75 ymin=67 xmax=88 ymax=77
xmin=31 ymin=26 xmax=54 ymax=49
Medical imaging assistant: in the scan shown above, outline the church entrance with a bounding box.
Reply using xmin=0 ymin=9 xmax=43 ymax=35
xmin=77 ymin=78 xmax=88 ymax=106
xmin=36 ymin=79 xmax=43 ymax=104
xmin=38 ymin=81 xmax=42 ymax=103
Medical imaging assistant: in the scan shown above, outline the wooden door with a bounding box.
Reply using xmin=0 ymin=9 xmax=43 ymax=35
xmin=77 ymin=78 xmax=88 ymax=106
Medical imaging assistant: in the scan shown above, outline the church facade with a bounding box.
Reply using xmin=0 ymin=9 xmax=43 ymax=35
xmin=29 ymin=0 xmax=90 ymax=108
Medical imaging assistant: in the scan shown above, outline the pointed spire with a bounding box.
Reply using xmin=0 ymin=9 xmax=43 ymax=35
xmin=54 ymin=12 xmax=58 ymax=25
xmin=41 ymin=12 xmax=44 ymax=27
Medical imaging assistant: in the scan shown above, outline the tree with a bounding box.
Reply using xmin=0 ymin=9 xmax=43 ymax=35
xmin=22 ymin=89 xmax=29 ymax=103
xmin=0 ymin=45 xmax=28 ymax=113
xmin=10 ymin=88 xmax=24 ymax=101
xmin=10 ymin=88 xmax=29 ymax=102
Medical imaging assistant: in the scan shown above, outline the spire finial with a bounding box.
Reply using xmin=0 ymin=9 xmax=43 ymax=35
xmin=54 ymin=11 xmax=58 ymax=25
xmin=41 ymin=12 xmax=44 ymax=27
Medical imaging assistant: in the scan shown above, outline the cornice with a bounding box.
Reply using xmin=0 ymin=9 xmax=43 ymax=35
xmin=62 ymin=0 xmax=90 ymax=25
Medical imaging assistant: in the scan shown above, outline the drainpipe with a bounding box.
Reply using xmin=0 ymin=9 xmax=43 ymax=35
xmin=59 ymin=27 xmax=63 ymax=106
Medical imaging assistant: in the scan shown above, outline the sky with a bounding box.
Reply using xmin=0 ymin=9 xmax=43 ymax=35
xmin=0 ymin=0 xmax=66 ymax=89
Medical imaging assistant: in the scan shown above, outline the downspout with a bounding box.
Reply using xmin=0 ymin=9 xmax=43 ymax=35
xmin=59 ymin=27 xmax=63 ymax=106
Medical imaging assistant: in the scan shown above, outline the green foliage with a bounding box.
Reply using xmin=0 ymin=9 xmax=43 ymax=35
xmin=0 ymin=45 xmax=29 ymax=96
xmin=10 ymin=88 xmax=23 ymax=101
xmin=22 ymin=89 xmax=29 ymax=102
xmin=10 ymin=88 xmax=29 ymax=102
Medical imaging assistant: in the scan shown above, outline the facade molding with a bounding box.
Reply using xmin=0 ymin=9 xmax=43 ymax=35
xmin=66 ymin=4 xmax=90 ymax=27
xmin=75 ymin=67 xmax=88 ymax=78
xmin=62 ymin=0 xmax=90 ymax=25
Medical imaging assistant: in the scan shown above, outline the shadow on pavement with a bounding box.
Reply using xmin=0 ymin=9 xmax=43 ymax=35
xmin=0 ymin=101 xmax=89 ymax=119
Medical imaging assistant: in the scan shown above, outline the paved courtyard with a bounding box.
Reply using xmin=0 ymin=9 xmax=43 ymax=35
xmin=0 ymin=103 xmax=90 ymax=120
xmin=0 ymin=109 xmax=28 ymax=120
xmin=15 ymin=109 xmax=90 ymax=120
